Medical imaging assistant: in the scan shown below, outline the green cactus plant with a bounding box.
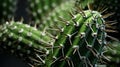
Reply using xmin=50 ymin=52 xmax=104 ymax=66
xmin=28 ymin=0 xmax=65 ymax=24
xmin=0 ymin=0 xmax=118 ymax=67
xmin=0 ymin=21 xmax=54 ymax=66
xmin=103 ymin=41 xmax=120 ymax=67
xmin=0 ymin=9 xmax=108 ymax=67
xmin=90 ymin=0 xmax=120 ymax=40
xmin=43 ymin=9 xmax=107 ymax=67
xmin=41 ymin=0 xmax=96 ymax=35
xmin=0 ymin=0 xmax=17 ymax=23
xmin=41 ymin=0 xmax=75 ymax=35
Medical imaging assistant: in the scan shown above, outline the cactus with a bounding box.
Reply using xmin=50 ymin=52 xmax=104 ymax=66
xmin=90 ymin=0 xmax=120 ymax=40
xmin=0 ymin=0 xmax=17 ymax=23
xmin=104 ymin=41 xmax=120 ymax=67
xmin=44 ymin=9 xmax=107 ymax=67
xmin=41 ymin=0 xmax=75 ymax=35
xmin=28 ymin=0 xmax=64 ymax=24
xmin=0 ymin=21 xmax=54 ymax=66
xmin=41 ymin=0 xmax=95 ymax=35
xmin=0 ymin=0 xmax=118 ymax=67
xmin=90 ymin=0 xmax=120 ymax=22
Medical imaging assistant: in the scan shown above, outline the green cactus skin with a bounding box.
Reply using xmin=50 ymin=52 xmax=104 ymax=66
xmin=45 ymin=10 xmax=107 ymax=67
xmin=28 ymin=0 xmax=64 ymax=24
xmin=41 ymin=0 xmax=95 ymax=35
xmin=0 ymin=21 xmax=54 ymax=66
xmin=41 ymin=0 xmax=74 ymax=35
xmin=0 ymin=0 xmax=17 ymax=23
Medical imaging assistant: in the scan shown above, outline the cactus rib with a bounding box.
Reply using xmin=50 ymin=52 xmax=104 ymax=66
xmin=45 ymin=10 xmax=106 ymax=67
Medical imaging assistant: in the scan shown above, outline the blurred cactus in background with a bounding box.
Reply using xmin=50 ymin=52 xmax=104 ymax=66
xmin=0 ymin=0 xmax=120 ymax=67
xmin=103 ymin=41 xmax=120 ymax=67
xmin=28 ymin=0 xmax=65 ymax=26
xmin=0 ymin=0 xmax=17 ymax=23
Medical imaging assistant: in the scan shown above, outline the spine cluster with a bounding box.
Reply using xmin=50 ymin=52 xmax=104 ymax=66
xmin=45 ymin=10 xmax=106 ymax=67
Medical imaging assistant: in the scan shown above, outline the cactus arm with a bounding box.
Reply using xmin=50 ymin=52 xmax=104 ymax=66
xmin=0 ymin=21 xmax=54 ymax=66
xmin=48 ymin=10 xmax=106 ymax=67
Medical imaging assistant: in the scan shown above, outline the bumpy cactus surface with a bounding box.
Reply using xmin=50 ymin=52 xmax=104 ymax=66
xmin=28 ymin=0 xmax=64 ymax=24
xmin=41 ymin=0 xmax=74 ymax=35
xmin=0 ymin=21 xmax=54 ymax=66
xmin=0 ymin=0 xmax=17 ymax=23
xmin=44 ymin=10 xmax=107 ymax=67
xmin=41 ymin=0 xmax=95 ymax=35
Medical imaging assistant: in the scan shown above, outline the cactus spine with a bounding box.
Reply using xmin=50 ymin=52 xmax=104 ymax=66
xmin=45 ymin=10 xmax=107 ymax=67
xmin=41 ymin=0 xmax=74 ymax=35
xmin=0 ymin=21 xmax=54 ymax=66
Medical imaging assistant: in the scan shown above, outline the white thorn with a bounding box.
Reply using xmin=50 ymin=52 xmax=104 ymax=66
xmin=60 ymin=44 xmax=63 ymax=47
xmin=67 ymin=34 xmax=71 ymax=37
xmin=38 ymin=9 xmax=42 ymax=14
xmin=46 ymin=50 xmax=49 ymax=55
xmin=18 ymin=37 xmax=23 ymax=42
xmin=25 ymin=24 xmax=30 ymax=28
xmin=44 ymin=5 xmax=48 ymax=10
xmin=36 ymin=54 xmax=45 ymax=64
xmin=92 ymin=33 xmax=97 ymax=37
xmin=11 ymin=26 xmax=17 ymax=30
xmin=27 ymin=32 xmax=32 ymax=37
xmin=19 ymin=29 xmax=24 ymax=33
xmin=9 ymin=33 xmax=13 ymax=37
xmin=6 ymin=22 xmax=9 ymax=25
xmin=72 ymin=45 xmax=79 ymax=49
xmin=17 ymin=22 xmax=22 ymax=24
xmin=80 ymin=32 xmax=85 ymax=37
xmin=61 ymin=28 xmax=64 ymax=32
